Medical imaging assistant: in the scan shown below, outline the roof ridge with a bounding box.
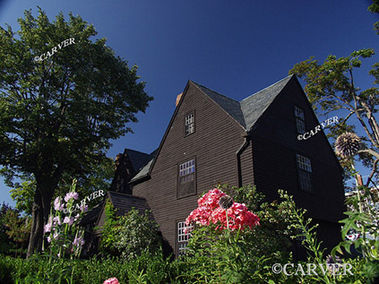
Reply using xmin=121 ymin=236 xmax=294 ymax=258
xmin=190 ymin=81 xmax=239 ymax=103
xmin=241 ymin=74 xmax=294 ymax=103
xmin=191 ymin=80 xmax=246 ymax=128
xmin=108 ymin=191 xmax=146 ymax=200
xmin=124 ymin=148 xmax=150 ymax=156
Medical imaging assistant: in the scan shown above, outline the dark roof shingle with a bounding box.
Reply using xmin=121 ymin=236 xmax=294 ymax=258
xmin=108 ymin=191 xmax=150 ymax=216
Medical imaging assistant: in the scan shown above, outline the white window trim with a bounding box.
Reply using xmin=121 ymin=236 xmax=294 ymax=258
xmin=177 ymin=221 xmax=193 ymax=256
xmin=179 ymin=159 xmax=195 ymax=184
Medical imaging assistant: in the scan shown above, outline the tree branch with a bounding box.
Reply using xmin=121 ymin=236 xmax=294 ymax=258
xmin=366 ymin=159 xmax=378 ymax=187
xmin=355 ymin=112 xmax=379 ymax=148
xmin=359 ymin=99 xmax=379 ymax=145
xmin=358 ymin=149 xmax=379 ymax=160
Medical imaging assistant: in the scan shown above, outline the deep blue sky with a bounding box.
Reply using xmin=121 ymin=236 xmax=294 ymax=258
xmin=0 ymin=0 xmax=378 ymax=206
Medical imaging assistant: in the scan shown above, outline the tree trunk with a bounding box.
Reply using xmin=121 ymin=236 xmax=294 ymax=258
xmin=27 ymin=189 xmax=43 ymax=258
xmin=26 ymin=181 xmax=55 ymax=258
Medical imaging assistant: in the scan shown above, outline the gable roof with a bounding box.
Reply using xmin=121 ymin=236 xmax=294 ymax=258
xmin=130 ymin=74 xmax=295 ymax=184
xmin=129 ymin=149 xmax=157 ymax=183
xmin=193 ymin=84 xmax=246 ymax=127
xmin=130 ymin=158 xmax=154 ymax=183
xmin=125 ymin=149 xmax=152 ymax=172
xmin=240 ymin=75 xmax=293 ymax=130
xmin=192 ymin=74 xmax=294 ymax=131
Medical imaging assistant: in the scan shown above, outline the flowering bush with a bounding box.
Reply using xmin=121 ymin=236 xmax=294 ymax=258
xmin=43 ymin=179 xmax=88 ymax=258
xmin=185 ymin=188 xmax=260 ymax=231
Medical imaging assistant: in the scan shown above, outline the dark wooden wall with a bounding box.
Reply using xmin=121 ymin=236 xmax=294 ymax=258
xmin=251 ymin=77 xmax=345 ymax=249
xmin=132 ymin=82 xmax=251 ymax=253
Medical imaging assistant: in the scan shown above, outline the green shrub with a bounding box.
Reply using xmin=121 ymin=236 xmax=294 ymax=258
xmin=99 ymin=203 xmax=162 ymax=260
xmin=0 ymin=250 xmax=173 ymax=284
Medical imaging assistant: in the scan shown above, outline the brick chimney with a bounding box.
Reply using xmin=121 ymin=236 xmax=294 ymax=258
xmin=176 ymin=93 xmax=183 ymax=106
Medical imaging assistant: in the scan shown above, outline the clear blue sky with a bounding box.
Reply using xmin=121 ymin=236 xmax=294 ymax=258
xmin=0 ymin=0 xmax=378 ymax=206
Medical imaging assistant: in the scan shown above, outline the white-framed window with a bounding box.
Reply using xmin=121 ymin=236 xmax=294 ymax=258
xmin=179 ymin=159 xmax=195 ymax=184
xmin=294 ymin=106 xmax=305 ymax=134
xmin=177 ymin=221 xmax=193 ymax=256
xmin=185 ymin=112 xmax=195 ymax=135
xmin=296 ymin=154 xmax=312 ymax=192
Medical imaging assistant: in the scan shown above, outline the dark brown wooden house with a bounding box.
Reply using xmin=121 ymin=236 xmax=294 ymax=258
xmin=128 ymin=74 xmax=345 ymax=256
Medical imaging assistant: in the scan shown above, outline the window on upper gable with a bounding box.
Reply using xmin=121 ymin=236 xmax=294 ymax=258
xmin=294 ymin=106 xmax=305 ymax=134
xmin=177 ymin=221 xmax=193 ymax=256
xmin=296 ymin=154 xmax=312 ymax=192
xmin=185 ymin=112 xmax=195 ymax=136
xmin=178 ymin=158 xmax=196 ymax=198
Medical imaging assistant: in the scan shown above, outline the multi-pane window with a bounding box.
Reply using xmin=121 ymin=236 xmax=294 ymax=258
xmin=177 ymin=221 xmax=193 ymax=256
xmin=296 ymin=154 xmax=312 ymax=192
xmin=185 ymin=113 xmax=195 ymax=136
xmin=179 ymin=159 xmax=195 ymax=184
xmin=178 ymin=159 xmax=196 ymax=198
xmin=294 ymin=106 xmax=305 ymax=134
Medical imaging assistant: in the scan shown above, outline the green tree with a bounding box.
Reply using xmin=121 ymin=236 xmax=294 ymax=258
xmin=289 ymin=49 xmax=379 ymax=186
xmin=0 ymin=9 xmax=153 ymax=257
xmin=0 ymin=203 xmax=31 ymax=257
xmin=368 ymin=0 xmax=379 ymax=34
xmin=9 ymin=157 xmax=114 ymax=216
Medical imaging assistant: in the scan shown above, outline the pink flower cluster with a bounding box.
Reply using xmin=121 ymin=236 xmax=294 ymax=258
xmin=54 ymin=197 xmax=65 ymax=211
xmin=185 ymin=188 xmax=260 ymax=231
xmin=64 ymin=191 xmax=79 ymax=202
xmin=104 ymin=278 xmax=119 ymax=284
xmin=73 ymin=236 xmax=85 ymax=247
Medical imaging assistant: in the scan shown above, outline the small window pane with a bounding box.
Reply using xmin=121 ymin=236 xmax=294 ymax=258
xmin=179 ymin=159 xmax=195 ymax=183
xmin=296 ymin=154 xmax=312 ymax=192
xmin=298 ymin=171 xmax=312 ymax=192
xmin=296 ymin=154 xmax=312 ymax=172
xmin=185 ymin=113 xmax=195 ymax=135
xmin=296 ymin=118 xmax=306 ymax=134
xmin=294 ymin=106 xmax=305 ymax=120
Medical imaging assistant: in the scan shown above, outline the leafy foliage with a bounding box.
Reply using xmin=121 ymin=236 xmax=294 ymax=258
xmin=332 ymin=185 xmax=379 ymax=282
xmin=0 ymin=8 xmax=152 ymax=254
xmin=0 ymin=251 xmax=171 ymax=284
xmin=113 ymin=208 xmax=162 ymax=260
xmin=289 ymin=49 xmax=379 ymax=184
xmin=181 ymin=185 xmax=298 ymax=283
xmin=368 ymin=0 xmax=379 ymax=34
xmin=10 ymin=180 xmax=35 ymax=216
xmin=0 ymin=203 xmax=30 ymax=257
xmin=98 ymin=200 xmax=119 ymax=256
xmin=0 ymin=184 xmax=377 ymax=283
xmin=221 ymin=185 xmax=296 ymax=261
xmin=99 ymin=203 xmax=162 ymax=260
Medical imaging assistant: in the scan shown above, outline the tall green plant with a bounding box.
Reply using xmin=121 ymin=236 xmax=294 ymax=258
xmin=332 ymin=185 xmax=379 ymax=282
xmin=97 ymin=200 xmax=119 ymax=256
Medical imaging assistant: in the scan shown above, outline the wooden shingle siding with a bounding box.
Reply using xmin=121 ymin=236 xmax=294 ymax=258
xmin=133 ymin=82 xmax=248 ymax=250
